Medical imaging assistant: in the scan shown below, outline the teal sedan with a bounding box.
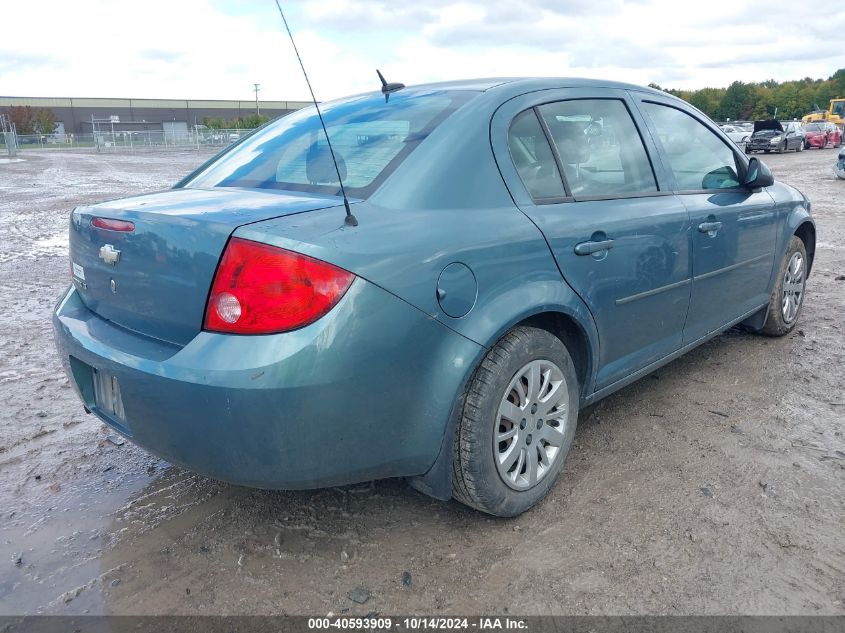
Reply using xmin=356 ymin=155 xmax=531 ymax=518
xmin=53 ymin=78 xmax=814 ymax=516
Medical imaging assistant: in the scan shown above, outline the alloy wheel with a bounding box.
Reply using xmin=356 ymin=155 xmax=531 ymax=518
xmin=494 ymin=359 xmax=570 ymax=491
xmin=782 ymin=252 xmax=805 ymax=324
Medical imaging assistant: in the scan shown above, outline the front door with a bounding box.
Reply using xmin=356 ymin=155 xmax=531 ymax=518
xmin=492 ymin=89 xmax=692 ymax=391
xmin=634 ymin=97 xmax=778 ymax=343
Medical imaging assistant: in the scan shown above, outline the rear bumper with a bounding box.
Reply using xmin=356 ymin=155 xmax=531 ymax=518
xmin=52 ymin=281 xmax=482 ymax=489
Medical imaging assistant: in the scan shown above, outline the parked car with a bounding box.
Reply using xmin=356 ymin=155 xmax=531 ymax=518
xmin=803 ymin=121 xmax=842 ymax=149
xmin=720 ymin=124 xmax=751 ymax=145
xmin=53 ymin=78 xmax=815 ymax=516
xmin=746 ymin=120 xmax=805 ymax=154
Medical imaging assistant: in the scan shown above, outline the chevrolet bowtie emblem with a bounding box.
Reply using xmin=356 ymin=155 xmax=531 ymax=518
xmin=99 ymin=244 xmax=121 ymax=265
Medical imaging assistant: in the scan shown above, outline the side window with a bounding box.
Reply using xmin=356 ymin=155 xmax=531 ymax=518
xmin=641 ymin=102 xmax=742 ymax=191
xmin=508 ymin=110 xmax=566 ymax=200
xmin=536 ymin=99 xmax=658 ymax=198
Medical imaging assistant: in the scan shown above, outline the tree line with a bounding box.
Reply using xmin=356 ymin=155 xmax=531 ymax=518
xmin=3 ymin=106 xmax=57 ymax=135
xmin=201 ymin=114 xmax=269 ymax=129
xmin=651 ymin=68 xmax=845 ymax=122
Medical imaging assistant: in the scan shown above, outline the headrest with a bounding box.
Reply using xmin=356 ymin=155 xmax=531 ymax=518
xmin=306 ymin=142 xmax=347 ymax=185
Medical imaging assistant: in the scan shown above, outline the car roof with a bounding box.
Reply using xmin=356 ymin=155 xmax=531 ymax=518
xmin=338 ymin=77 xmax=672 ymax=103
xmin=405 ymin=76 xmax=667 ymax=95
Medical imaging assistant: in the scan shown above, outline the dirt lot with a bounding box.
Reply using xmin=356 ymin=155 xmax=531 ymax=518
xmin=0 ymin=148 xmax=843 ymax=616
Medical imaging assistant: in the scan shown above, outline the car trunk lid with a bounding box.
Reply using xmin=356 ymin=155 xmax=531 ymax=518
xmin=69 ymin=187 xmax=344 ymax=345
xmin=752 ymin=119 xmax=784 ymax=135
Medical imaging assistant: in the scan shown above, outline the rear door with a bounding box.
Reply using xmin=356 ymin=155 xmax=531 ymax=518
xmin=492 ymin=88 xmax=692 ymax=391
xmin=632 ymin=95 xmax=778 ymax=343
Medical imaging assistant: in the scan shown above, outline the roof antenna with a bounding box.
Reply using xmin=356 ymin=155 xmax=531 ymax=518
xmin=376 ymin=69 xmax=405 ymax=102
xmin=273 ymin=0 xmax=358 ymax=227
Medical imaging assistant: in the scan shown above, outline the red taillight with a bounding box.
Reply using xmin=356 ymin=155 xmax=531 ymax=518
xmin=204 ymin=238 xmax=355 ymax=334
xmin=92 ymin=217 xmax=135 ymax=232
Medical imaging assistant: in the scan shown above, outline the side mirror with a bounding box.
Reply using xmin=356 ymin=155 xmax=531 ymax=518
xmin=744 ymin=157 xmax=774 ymax=188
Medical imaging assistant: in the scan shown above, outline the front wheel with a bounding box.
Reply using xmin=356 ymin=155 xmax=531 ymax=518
xmin=760 ymin=236 xmax=808 ymax=336
xmin=452 ymin=326 xmax=579 ymax=517
xmin=777 ymin=143 xmax=785 ymax=154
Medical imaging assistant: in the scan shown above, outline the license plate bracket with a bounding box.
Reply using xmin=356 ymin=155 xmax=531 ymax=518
xmin=93 ymin=370 xmax=126 ymax=422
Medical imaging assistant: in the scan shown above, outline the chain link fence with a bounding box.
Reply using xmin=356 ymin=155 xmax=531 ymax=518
xmin=9 ymin=129 xmax=250 ymax=152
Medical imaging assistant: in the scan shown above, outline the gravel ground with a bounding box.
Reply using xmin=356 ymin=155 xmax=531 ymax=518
xmin=0 ymin=148 xmax=843 ymax=616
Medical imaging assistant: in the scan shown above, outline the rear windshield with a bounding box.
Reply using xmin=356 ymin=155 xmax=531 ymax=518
xmin=184 ymin=90 xmax=475 ymax=198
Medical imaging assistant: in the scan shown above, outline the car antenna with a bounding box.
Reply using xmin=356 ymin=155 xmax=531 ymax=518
xmin=376 ymin=69 xmax=405 ymax=102
xmin=273 ymin=0 xmax=358 ymax=227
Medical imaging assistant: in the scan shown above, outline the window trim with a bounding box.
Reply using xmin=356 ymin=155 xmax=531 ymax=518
xmin=534 ymin=106 xmax=573 ymax=199
xmin=505 ymin=108 xmax=571 ymax=203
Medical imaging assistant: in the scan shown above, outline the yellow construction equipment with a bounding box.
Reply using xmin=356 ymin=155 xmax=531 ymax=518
xmin=802 ymin=98 xmax=845 ymax=127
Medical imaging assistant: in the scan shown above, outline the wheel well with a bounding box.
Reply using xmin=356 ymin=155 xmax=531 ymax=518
xmin=794 ymin=222 xmax=816 ymax=274
xmin=520 ymin=312 xmax=591 ymax=398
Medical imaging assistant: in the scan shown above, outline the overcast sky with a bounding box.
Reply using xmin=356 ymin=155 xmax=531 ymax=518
xmin=2 ymin=0 xmax=844 ymax=102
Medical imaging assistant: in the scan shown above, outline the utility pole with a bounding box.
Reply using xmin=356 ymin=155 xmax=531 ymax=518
xmin=253 ymin=83 xmax=261 ymax=115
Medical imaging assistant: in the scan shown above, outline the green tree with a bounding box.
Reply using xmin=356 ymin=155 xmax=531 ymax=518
xmin=241 ymin=113 xmax=269 ymax=129
xmin=689 ymin=88 xmax=724 ymax=118
xmin=202 ymin=116 xmax=226 ymax=129
xmin=32 ymin=108 xmax=56 ymax=135
xmin=720 ymin=81 xmax=753 ymax=120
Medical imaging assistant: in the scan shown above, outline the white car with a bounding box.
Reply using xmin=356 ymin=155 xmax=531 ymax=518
xmin=721 ymin=124 xmax=751 ymax=144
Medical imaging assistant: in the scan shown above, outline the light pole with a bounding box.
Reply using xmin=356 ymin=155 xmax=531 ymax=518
xmin=253 ymin=83 xmax=261 ymax=116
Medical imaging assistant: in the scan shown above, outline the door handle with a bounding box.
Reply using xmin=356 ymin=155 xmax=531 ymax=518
xmin=698 ymin=221 xmax=723 ymax=234
xmin=574 ymin=239 xmax=615 ymax=256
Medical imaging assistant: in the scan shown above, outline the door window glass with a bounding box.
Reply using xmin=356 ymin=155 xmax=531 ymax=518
xmin=536 ymin=99 xmax=658 ymax=197
xmin=641 ymin=102 xmax=742 ymax=191
xmin=507 ymin=109 xmax=566 ymax=200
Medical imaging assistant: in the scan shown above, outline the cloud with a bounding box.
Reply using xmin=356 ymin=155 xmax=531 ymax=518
xmin=140 ymin=49 xmax=186 ymax=63
xmin=0 ymin=0 xmax=842 ymax=102
xmin=0 ymin=51 xmax=65 ymax=75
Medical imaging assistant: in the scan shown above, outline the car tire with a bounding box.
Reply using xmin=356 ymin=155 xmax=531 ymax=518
xmin=759 ymin=236 xmax=808 ymax=337
xmin=452 ymin=326 xmax=579 ymax=517
xmin=764 ymin=149 xmax=771 ymax=153
xmin=797 ymin=142 xmax=804 ymax=152
xmin=777 ymin=143 xmax=785 ymax=154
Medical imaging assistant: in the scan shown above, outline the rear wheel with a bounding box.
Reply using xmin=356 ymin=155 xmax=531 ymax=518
xmin=797 ymin=141 xmax=804 ymax=152
xmin=452 ymin=326 xmax=579 ymax=517
xmin=760 ymin=236 xmax=807 ymax=337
